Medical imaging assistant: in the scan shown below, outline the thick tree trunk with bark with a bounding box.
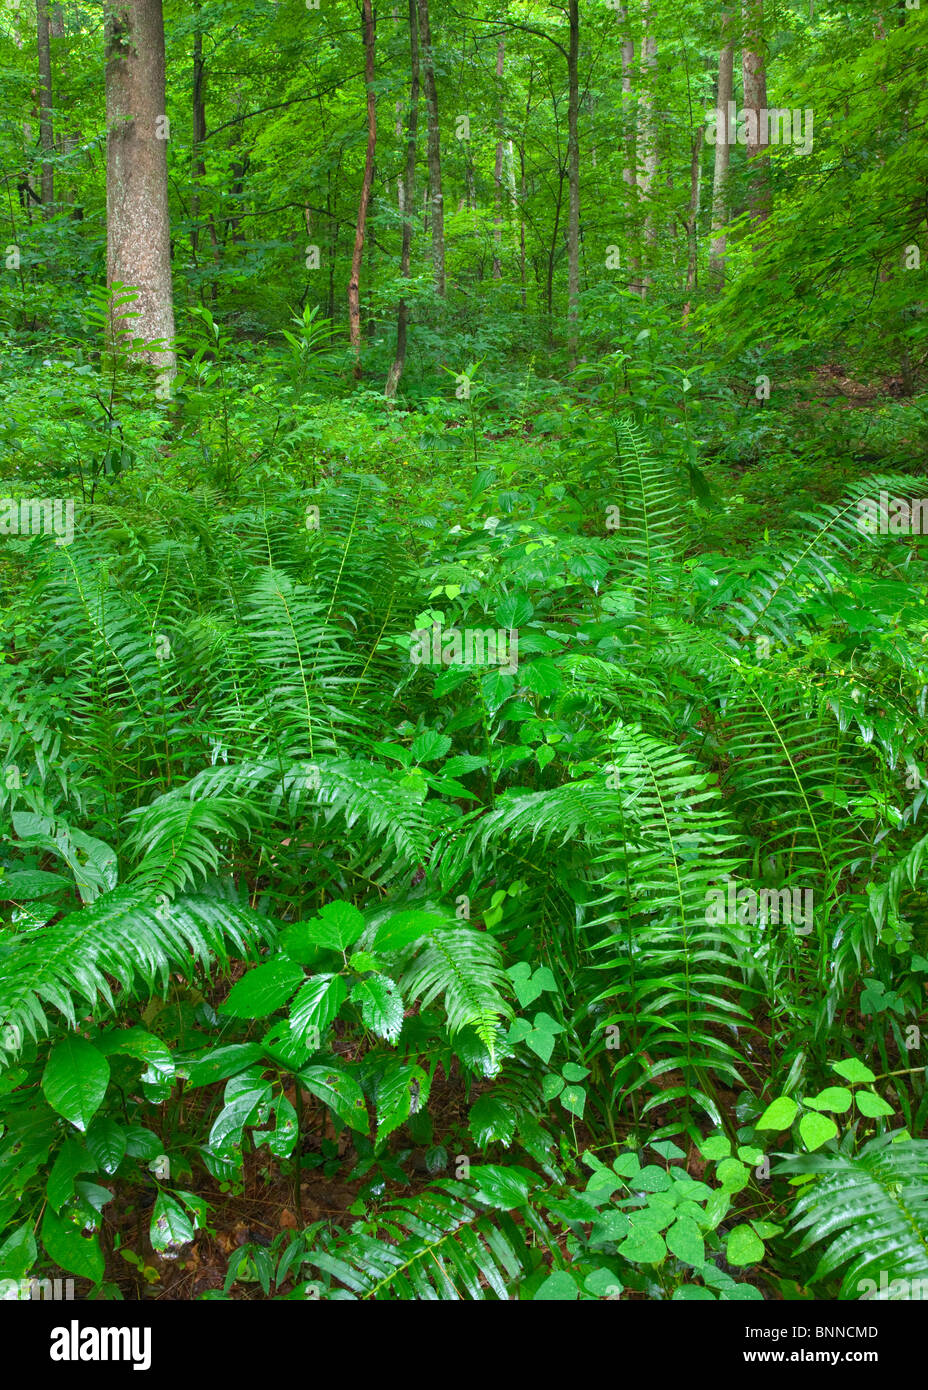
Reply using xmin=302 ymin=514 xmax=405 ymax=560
xmin=348 ymin=0 xmax=377 ymax=373
xmin=742 ymin=0 xmax=769 ymax=221
xmin=37 ymin=0 xmax=54 ymax=210
xmin=417 ymin=0 xmax=445 ymax=297
xmin=105 ymin=0 xmax=175 ymax=366
xmin=566 ymin=0 xmax=580 ymax=363
xmin=385 ymin=0 xmax=420 ymax=398
xmin=709 ymin=20 xmax=734 ymax=288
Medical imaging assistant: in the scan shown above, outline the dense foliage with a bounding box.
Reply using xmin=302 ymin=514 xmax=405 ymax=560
xmin=1 ymin=0 xmax=927 ymax=1305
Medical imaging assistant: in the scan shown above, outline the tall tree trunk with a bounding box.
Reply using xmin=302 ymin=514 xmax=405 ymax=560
xmin=618 ymin=7 xmax=638 ymax=292
xmin=492 ymin=38 xmax=505 ymax=279
xmin=37 ymin=0 xmax=54 ymax=210
xmin=682 ymin=125 xmax=704 ymax=319
xmin=566 ymin=0 xmax=580 ymax=364
xmin=348 ymin=0 xmax=377 ymax=373
xmin=636 ymin=0 xmax=658 ymax=297
xmin=226 ymin=91 xmax=248 ymax=245
xmin=742 ymin=0 xmax=769 ymax=221
xmin=709 ymin=19 xmax=734 ymax=288
xmin=417 ymin=0 xmax=445 ymax=297
xmin=105 ymin=0 xmax=175 ymax=367
xmin=385 ymin=0 xmax=420 ymax=398
xmin=191 ymin=13 xmax=219 ymax=301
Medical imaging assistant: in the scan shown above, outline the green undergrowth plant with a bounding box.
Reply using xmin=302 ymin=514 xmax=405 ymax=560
xmin=1 ymin=420 xmax=927 ymax=1297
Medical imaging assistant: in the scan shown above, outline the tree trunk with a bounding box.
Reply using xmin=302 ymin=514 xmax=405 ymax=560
xmin=191 ymin=14 xmax=219 ymax=301
xmin=618 ymin=7 xmax=638 ymax=292
xmin=385 ymin=0 xmax=420 ymax=398
xmin=742 ymin=0 xmax=769 ymax=221
xmin=566 ymin=0 xmax=580 ymax=364
xmin=417 ymin=0 xmax=445 ymax=297
xmin=348 ymin=0 xmax=377 ymax=373
xmin=709 ymin=20 xmax=734 ymax=288
xmin=37 ymin=0 xmax=54 ymax=210
xmin=682 ymin=125 xmax=704 ymax=319
xmin=492 ymin=38 xmax=505 ymax=279
xmin=105 ymin=0 xmax=175 ymax=367
xmin=636 ymin=0 xmax=658 ymax=296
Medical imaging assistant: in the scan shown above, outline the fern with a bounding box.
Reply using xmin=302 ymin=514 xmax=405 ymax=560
xmin=780 ymin=1136 xmax=928 ymax=1299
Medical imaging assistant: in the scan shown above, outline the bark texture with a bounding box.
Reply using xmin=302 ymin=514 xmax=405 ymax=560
xmin=105 ymin=0 xmax=175 ymax=365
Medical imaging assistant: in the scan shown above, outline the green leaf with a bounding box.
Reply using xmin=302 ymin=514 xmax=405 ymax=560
xmin=699 ymin=1135 xmax=731 ymax=1161
xmin=220 ymin=958 xmax=304 ymax=1019
xmin=635 ymin=1165 xmax=672 ymax=1192
xmin=561 ymin=1062 xmax=590 ymax=1082
xmin=756 ymin=1095 xmax=799 ymax=1131
xmin=799 ymin=1111 xmax=839 ymax=1151
xmin=505 ymin=961 xmax=556 ymax=1008
xmin=855 ymin=1089 xmax=894 ymax=1118
xmin=42 ymin=1037 xmax=110 ymax=1132
xmin=806 ymin=1086 xmax=853 ymax=1114
xmin=619 ymin=1228 xmax=666 ymax=1264
xmin=150 ymin=1192 xmax=195 ymax=1252
xmin=41 ymin=1208 xmax=103 ymax=1283
xmin=495 ymin=593 xmax=534 ymax=628
xmin=560 ymin=1084 xmax=586 ymax=1118
xmin=726 ymin=1223 xmax=765 ymax=1267
xmin=832 ymin=1057 xmax=876 ymax=1084
xmin=352 ymin=973 xmax=403 ymax=1043
xmin=1 ymin=869 xmax=71 ymax=900
xmin=289 ymin=973 xmax=347 ymax=1041
xmin=667 ymin=1216 xmax=705 ymax=1268
xmin=373 ymin=910 xmax=446 ymax=953
xmin=534 ymin=1270 xmax=580 ymax=1300
xmin=541 ymin=1073 xmax=565 ymax=1101
xmin=84 ymin=1118 xmax=127 ymax=1174
xmin=47 ymin=1141 xmax=93 ymax=1213
xmin=716 ymin=1158 xmax=750 ymax=1193
xmin=469 ymin=1164 xmax=534 ymax=1208
xmin=288 ymin=901 xmax=366 ymax=955
xmin=376 ymin=1062 xmax=430 ymax=1146
xmin=266 ymin=1096 xmax=298 ymax=1159
xmin=181 ymin=1043 xmax=265 ymax=1088
xmin=411 ymin=731 xmax=452 ymax=763
xmin=0 ymin=1222 xmax=37 ymax=1279
xmin=520 ymin=659 xmax=563 ymax=697
xmin=468 ymin=1093 xmax=516 ymax=1147
xmin=298 ymin=1064 xmax=369 ymax=1134
xmin=98 ymin=1027 xmax=173 ymax=1073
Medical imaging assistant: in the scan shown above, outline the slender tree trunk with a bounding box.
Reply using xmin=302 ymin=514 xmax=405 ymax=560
xmin=636 ymin=0 xmax=658 ymax=297
xmin=385 ymin=0 xmax=420 ymax=398
xmin=518 ymin=63 xmax=533 ymax=311
xmin=417 ymin=0 xmax=445 ymax=297
xmin=226 ymin=91 xmax=248 ymax=245
xmin=709 ymin=19 xmax=734 ymax=288
xmin=348 ymin=0 xmax=377 ymax=373
xmin=105 ymin=0 xmax=175 ymax=367
xmin=191 ymin=22 xmax=205 ymax=259
xmin=742 ymin=0 xmax=769 ymax=221
xmin=682 ymin=125 xmax=704 ymax=319
xmin=566 ymin=0 xmax=580 ymax=364
xmin=37 ymin=0 xmax=54 ymax=210
xmin=618 ymin=7 xmax=638 ymax=292
xmin=492 ymin=38 xmax=505 ymax=279
xmin=191 ymin=17 xmax=219 ymax=302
